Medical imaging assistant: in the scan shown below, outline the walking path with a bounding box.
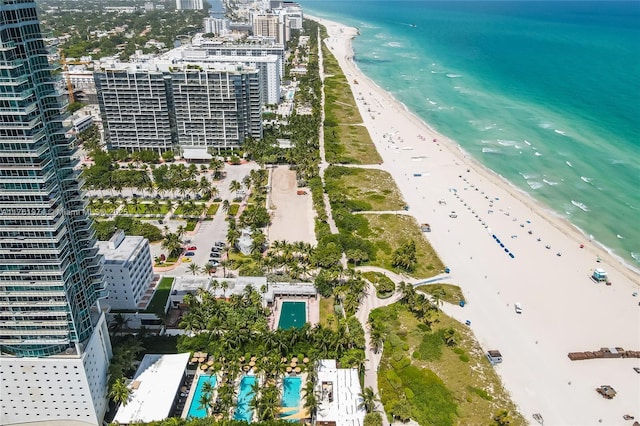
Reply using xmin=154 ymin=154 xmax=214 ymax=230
xmin=354 ymin=266 xmax=408 ymax=426
xmin=317 ymin=28 xmax=339 ymax=236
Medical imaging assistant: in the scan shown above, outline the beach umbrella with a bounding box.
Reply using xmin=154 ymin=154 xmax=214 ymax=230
xmin=180 ymin=386 xmax=188 ymax=392
xmin=286 ymin=366 xmax=292 ymax=373
xmin=250 ymin=356 xmax=257 ymax=362
xmin=290 ymin=362 xmax=297 ymax=367
xmin=281 ymin=357 xmax=287 ymax=363
xmin=190 ymin=357 xmax=198 ymax=363
xmin=303 ymin=357 xmax=309 ymax=364
xmin=207 ymin=360 xmax=214 ymax=366
xmin=249 ymin=361 xmax=255 ymax=367
xmin=243 ymin=365 xmax=250 ymax=371
xmin=201 ymin=364 xmax=208 ymax=370
xmin=291 ymin=357 xmax=298 ymax=363
xmin=239 ymin=356 xmax=245 ymax=362
xmin=294 ymin=367 xmax=301 ymax=373
xmin=198 ymin=357 xmax=205 ymax=363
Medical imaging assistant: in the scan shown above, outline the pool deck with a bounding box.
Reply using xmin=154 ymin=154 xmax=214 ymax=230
xmin=270 ymin=297 xmax=319 ymax=330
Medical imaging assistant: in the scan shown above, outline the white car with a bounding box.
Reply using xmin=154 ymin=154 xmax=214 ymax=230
xmin=514 ymin=302 xmax=523 ymax=314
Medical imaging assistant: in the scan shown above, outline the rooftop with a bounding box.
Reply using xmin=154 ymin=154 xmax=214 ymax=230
xmin=113 ymin=353 xmax=190 ymax=424
xmin=316 ymin=359 xmax=365 ymax=426
xmin=97 ymin=232 xmax=146 ymax=263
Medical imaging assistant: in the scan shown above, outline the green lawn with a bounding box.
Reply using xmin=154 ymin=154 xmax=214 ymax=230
xmin=88 ymin=203 xmax=117 ymax=215
xmin=145 ymin=277 xmax=174 ymax=315
xmin=207 ymin=203 xmax=220 ymax=216
xmin=325 ymin=166 xmax=405 ymax=211
xmin=319 ymin=296 xmax=337 ymax=330
xmin=122 ymin=203 xmax=169 ymax=215
xmin=371 ymin=304 xmax=524 ymax=425
xmin=417 ymin=284 xmax=465 ymax=306
xmin=173 ymin=203 xmax=206 ymax=216
xmin=228 ymin=203 xmax=240 ymax=216
xmin=360 ymin=214 xmax=444 ymax=279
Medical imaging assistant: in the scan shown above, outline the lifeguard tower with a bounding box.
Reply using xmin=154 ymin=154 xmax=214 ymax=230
xmin=592 ymin=268 xmax=608 ymax=282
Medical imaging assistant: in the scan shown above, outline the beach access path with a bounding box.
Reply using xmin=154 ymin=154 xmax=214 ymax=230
xmin=311 ymin=15 xmax=640 ymax=426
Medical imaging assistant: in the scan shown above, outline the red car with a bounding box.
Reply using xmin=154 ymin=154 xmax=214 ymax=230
xmin=187 ymin=246 xmax=197 ymax=251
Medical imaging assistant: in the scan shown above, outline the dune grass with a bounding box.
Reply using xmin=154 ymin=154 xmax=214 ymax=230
xmin=371 ymin=303 xmax=525 ymax=425
xmin=417 ymin=284 xmax=465 ymax=305
xmin=325 ymin=166 xmax=405 ymax=211
xmin=362 ymin=214 xmax=444 ymax=279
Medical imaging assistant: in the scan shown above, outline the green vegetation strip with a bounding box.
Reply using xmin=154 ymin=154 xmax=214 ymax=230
xmin=324 ymin=75 xmax=381 ymax=165
xmin=319 ymin=296 xmax=337 ymax=330
xmin=228 ymin=203 xmax=240 ymax=216
xmin=371 ymin=304 xmax=524 ymax=425
xmin=145 ymin=277 xmax=174 ymax=315
xmin=325 ymin=166 xmax=405 ymax=211
xmin=416 ymin=284 xmax=465 ymax=305
xmin=362 ymin=214 xmax=444 ymax=279
xmin=362 ymin=271 xmax=396 ymax=298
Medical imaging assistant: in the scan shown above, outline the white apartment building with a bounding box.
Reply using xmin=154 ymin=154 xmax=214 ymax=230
xmin=176 ymin=0 xmax=204 ymax=10
xmin=252 ymin=12 xmax=290 ymax=44
xmin=204 ymin=17 xmax=230 ymax=36
xmin=98 ymin=231 xmax=154 ymax=311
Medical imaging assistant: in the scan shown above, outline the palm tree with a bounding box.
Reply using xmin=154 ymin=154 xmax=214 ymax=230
xmin=109 ymin=377 xmax=131 ymax=407
xmin=358 ymin=386 xmax=379 ymax=413
xmin=222 ymin=199 xmax=230 ymax=214
xmin=229 ymin=180 xmax=242 ymax=198
xmin=204 ymin=262 xmax=215 ymax=276
xmin=188 ymin=263 xmax=201 ymax=275
xmin=176 ymin=224 xmax=186 ymax=239
xmin=161 ymin=232 xmax=183 ymax=258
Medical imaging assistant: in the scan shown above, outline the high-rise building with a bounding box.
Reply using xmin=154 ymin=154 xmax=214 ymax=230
xmin=0 ymin=1 xmax=111 ymax=425
xmin=252 ymin=12 xmax=290 ymax=44
xmin=94 ymin=69 xmax=173 ymax=152
xmin=94 ymin=62 xmax=263 ymax=152
xmin=176 ymin=0 xmax=204 ymax=10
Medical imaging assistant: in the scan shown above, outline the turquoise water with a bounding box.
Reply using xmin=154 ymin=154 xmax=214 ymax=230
xmin=301 ymin=1 xmax=640 ymax=269
xmin=278 ymin=302 xmax=306 ymax=329
xmin=233 ymin=375 xmax=257 ymax=422
xmin=280 ymin=376 xmax=302 ymax=419
xmin=187 ymin=374 xmax=217 ymax=418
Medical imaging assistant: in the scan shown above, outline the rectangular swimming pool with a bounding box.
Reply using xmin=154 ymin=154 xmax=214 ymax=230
xmin=280 ymin=376 xmax=302 ymax=419
xmin=186 ymin=374 xmax=217 ymax=418
xmin=278 ymin=301 xmax=306 ymax=330
xmin=233 ymin=375 xmax=257 ymax=422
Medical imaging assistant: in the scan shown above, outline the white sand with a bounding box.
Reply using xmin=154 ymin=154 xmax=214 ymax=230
xmin=312 ymin=16 xmax=640 ymax=425
xmin=268 ymin=166 xmax=316 ymax=245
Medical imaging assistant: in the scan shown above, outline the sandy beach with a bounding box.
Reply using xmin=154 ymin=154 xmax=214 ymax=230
xmin=311 ymin=15 xmax=640 ymax=425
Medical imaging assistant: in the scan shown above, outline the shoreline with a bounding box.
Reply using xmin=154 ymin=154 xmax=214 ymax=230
xmin=312 ymin=14 xmax=639 ymax=283
xmin=309 ymin=14 xmax=640 ymax=425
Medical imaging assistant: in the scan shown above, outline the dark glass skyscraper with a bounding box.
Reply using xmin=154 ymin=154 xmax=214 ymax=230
xmin=0 ymin=2 xmax=111 ymax=424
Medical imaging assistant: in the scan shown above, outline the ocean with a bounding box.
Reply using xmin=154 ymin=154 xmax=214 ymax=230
xmin=299 ymin=1 xmax=640 ymax=270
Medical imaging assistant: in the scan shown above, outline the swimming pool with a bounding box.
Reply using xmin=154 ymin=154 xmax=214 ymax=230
xmin=278 ymin=301 xmax=306 ymax=330
xmin=233 ymin=375 xmax=257 ymax=422
xmin=186 ymin=374 xmax=217 ymax=418
xmin=280 ymin=376 xmax=302 ymax=419
xmin=287 ymin=89 xmax=295 ymax=100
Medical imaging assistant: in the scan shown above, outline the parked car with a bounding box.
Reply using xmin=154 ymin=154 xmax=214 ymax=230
xmin=188 ymin=246 xmax=197 ymax=251
xmin=210 ymin=255 xmax=221 ymax=261
xmin=184 ymin=251 xmax=195 ymax=257
xmin=210 ymin=260 xmax=220 ymax=267
xmin=214 ymin=241 xmax=225 ymax=248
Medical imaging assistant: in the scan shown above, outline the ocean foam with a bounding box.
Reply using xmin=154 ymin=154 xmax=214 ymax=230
xmin=520 ymin=172 xmax=539 ymax=180
xmin=527 ymin=180 xmax=543 ymax=190
xmin=482 ymin=147 xmax=500 ymax=154
xmin=617 ymin=234 xmax=624 ymax=239
xmin=543 ymin=179 xmax=559 ymax=186
xmin=497 ymin=139 xmax=518 ymax=147
xmin=554 ymin=129 xmax=567 ymax=136
xmin=571 ymin=200 xmax=589 ymax=212
xmin=534 ymin=152 xmax=543 ymax=156
xmin=632 ymin=253 xmax=640 ymax=263
xmin=446 ymin=73 xmax=462 ymax=78
xmin=566 ymin=161 xmax=573 ymax=167
xmin=524 ymin=140 xmax=532 ymax=146
xmin=387 ymin=41 xmax=403 ymax=48
xmin=580 ymin=176 xmax=592 ymax=183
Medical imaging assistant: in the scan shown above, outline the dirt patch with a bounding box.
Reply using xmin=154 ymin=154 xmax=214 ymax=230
xmin=268 ymin=166 xmax=316 ymax=245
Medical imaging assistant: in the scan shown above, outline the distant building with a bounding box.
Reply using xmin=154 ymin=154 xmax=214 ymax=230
xmin=252 ymin=12 xmax=290 ymax=44
xmin=176 ymin=0 xmax=204 ymax=10
xmin=73 ymin=114 xmax=94 ymax=134
xmin=97 ymin=231 xmax=155 ymax=311
xmin=204 ymin=17 xmax=230 ymax=36
xmin=316 ymin=360 xmax=366 ymax=426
